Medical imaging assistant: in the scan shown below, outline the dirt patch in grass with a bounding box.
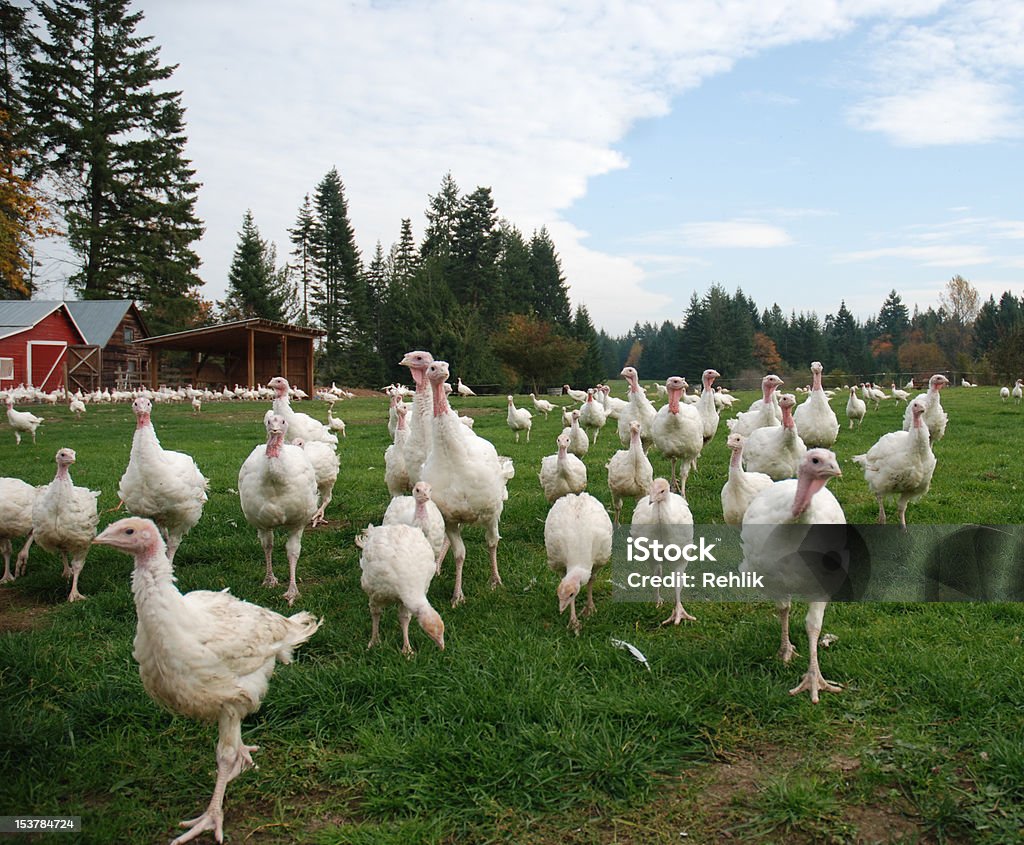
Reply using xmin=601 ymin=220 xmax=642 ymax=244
xmin=0 ymin=585 xmax=57 ymax=633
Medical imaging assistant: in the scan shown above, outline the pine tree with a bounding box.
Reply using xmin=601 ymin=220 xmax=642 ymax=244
xmin=570 ymin=304 xmax=605 ymax=385
xmin=219 ymin=210 xmax=293 ymax=322
xmin=449 ymin=186 xmax=500 ymax=317
xmin=529 ymin=226 xmax=571 ymax=328
xmin=420 ymin=172 xmax=460 ymax=261
xmin=25 ymin=0 xmax=203 ymax=331
xmin=365 ymin=241 xmax=388 ymax=370
xmin=495 ymin=221 xmax=534 ymax=314
xmin=309 ymin=167 xmax=379 ymax=385
xmin=389 ymin=217 xmax=419 ymax=285
xmin=288 ymin=193 xmax=317 ymax=325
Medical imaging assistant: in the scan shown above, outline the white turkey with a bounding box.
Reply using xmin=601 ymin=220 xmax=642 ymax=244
xmin=357 ymin=522 xmax=445 ymax=654
xmin=793 ymin=362 xmax=839 ymax=448
xmin=93 ymin=516 xmax=320 ymax=845
xmin=384 ymin=401 xmax=411 ymax=497
xmin=0 ymin=477 xmax=37 ymax=583
xmin=69 ymin=396 xmax=86 ymax=419
xmin=538 ymin=432 xmax=587 ymax=504
xmin=456 ymin=377 xmax=476 ymax=397
xmin=597 ymin=384 xmax=628 ymax=420
xmin=905 ymin=377 xmax=915 ymax=390
xmin=506 ymin=395 xmax=533 ymax=443
xmin=903 ymin=374 xmax=949 ymax=441
xmin=399 ymin=350 xmax=435 ymax=484
xmin=578 ymin=388 xmax=607 ymax=442
xmin=651 ymin=376 xmax=703 ymax=495
xmin=631 ymin=477 xmax=695 ymax=625
xmin=714 ymin=387 xmax=736 ymax=411
xmin=544 ymin=492 xmax=613 ymax=633
xmin=743 ymin=394 xmax=807 ymax=481
xmin=530 ymin=392 xmax=556 ymax=418
xmin=890 ymin=383 xmax=910 ymax=405
xmin=853 ymin=399 xmax=936 ymax=527
xmin=617 ymin=367 xmax=657 ymax=446
xmin=560 ymin=409 xmax=589 ymax=458
xmin=846 ymin=386 xmax=866 ymax=429
xmin=1014 ymin=379 xmax=1023 ymax=405
xmin=720 ymin=432 xmax=773 ymax=527
xmin=238 ymin=415 xmax=318 ymax=605
xmin=607 ymin=420 xmax=654 ymax=526
xmin=27 ymin=448 xmax=99 ymax=601
xmin=563 ymin=384 xmax=588 ymax=403
xmin=292 ymin=437 xmax=340 ymax=527
xmin=265 ymin=376 xmax=338 ymax=446
xmin=5 ymin=396 xmax=43 ymax=445
xmin=696 ymin=368 xmax=721 ymax=444
xmin=326 ymin=408 xmax=346 ymax=438
xmin=421 ymin=360 xmax=508 ymax=606
xmin=727 ymin=375 xmax=783 ymax=437
xmin=740 ymin=448 xmax=845 ymax=703
xmin=118 ymin=397 xmax=209 ymax=563
xmin=383 ymin=481 xmax=446 ymax=572
xmin=1000 ymin=386 xmax=1011 ymax=402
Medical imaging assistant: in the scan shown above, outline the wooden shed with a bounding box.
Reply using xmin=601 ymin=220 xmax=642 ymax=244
xmin=134 ymin=318 xmax=324 ymax=396
xmin=0 ymin=301 xmax=86 ymax=392
xmin=64 ymin=300 xmax=150 ymax=391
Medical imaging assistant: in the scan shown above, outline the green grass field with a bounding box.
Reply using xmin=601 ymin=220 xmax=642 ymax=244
xmin=1 ymin=384 xmax=1023 ymax=844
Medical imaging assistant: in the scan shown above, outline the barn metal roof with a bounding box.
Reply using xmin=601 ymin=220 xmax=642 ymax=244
xmin=0 ymin=300 xmax=73 ymax=341
xmin=64 ymin=300 xmax=136 ymax=345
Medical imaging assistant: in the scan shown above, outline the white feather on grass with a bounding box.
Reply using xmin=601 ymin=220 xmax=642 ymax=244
xmin=610 ymin=637 xmax=651 ymax=672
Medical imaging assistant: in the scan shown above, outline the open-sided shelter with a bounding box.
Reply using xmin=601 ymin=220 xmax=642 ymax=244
xmin=133 ymin=318 xmax=324 ymax=396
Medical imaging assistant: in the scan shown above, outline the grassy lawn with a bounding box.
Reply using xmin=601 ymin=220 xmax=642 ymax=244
xmin=1 ymin=383 xmax=1023 ymax=844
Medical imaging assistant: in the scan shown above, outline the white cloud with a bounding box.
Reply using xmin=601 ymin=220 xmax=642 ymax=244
xmin=847 ymin=2 xmax=1024 ymax=145
xmin=678 ymin=220 xmax=795 ymax=249
xmin=847 ymin=76 xmax=1023 ymax=145
xmin=834 ymin=244 xmax=994 ymax=266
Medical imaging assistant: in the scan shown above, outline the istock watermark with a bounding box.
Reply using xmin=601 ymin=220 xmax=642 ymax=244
xmin=611 ymin=524 xmax=1024 ymax=603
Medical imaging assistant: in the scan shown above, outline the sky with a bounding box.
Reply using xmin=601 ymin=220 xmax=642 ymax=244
xmin=38 ymin=1 xmax=1024 ymax=335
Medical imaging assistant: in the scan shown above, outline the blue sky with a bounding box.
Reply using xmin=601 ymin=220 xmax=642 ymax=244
xmin=36 ymin=1 xmax=1024 ymax=335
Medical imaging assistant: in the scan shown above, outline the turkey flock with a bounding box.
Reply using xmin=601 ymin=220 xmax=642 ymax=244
xmin=0 ymin=355 xmax=1009 ymax=843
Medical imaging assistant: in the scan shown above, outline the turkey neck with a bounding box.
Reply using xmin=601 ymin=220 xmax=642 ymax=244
xmin=265 ymin=432 xmax=285 ymax=460
xmin=729 ymin=447 xmax=743 ymax=471
xmin=431 ymin=379 xmax=451 ymax=418
xmin=135 ymin=410 xmax=152 ymax=429
xmin=812 ymin=369 xmax=823 ymax=392
xmin=791 ymin=473 xmax=829 ymax=518
xmin=762 ymin=381 xmax=777 ymax=402
xmin=414 ymin=498 xmax=429 ymax=522
xmin=131 ymin=549 xmax=181 ymax=626
xmin=781 ymin=404 xmax=795 ymax=431
xmin=668 ymin=387 xmax=681 ymax=414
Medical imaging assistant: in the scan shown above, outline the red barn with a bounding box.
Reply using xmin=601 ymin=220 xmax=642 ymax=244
xmin=0 ymin=301 xmax=86 ymax=392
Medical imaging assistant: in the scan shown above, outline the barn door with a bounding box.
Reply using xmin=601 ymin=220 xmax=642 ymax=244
xmin=27 ymin=341 xmax=67 ymax=392
xmin=67 ymin=345 xmax=102 ymax=393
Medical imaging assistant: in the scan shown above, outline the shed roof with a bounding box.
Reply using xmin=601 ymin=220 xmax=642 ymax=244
xmin=0 ymin=300 xmax=82 ymax=341
xmin=134 ymin=318 xmax=324 ymax=353
xmin=64 ymin=300 xmax=142 ymax=346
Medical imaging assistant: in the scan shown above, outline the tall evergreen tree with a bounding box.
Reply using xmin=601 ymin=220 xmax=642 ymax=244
xmin=570 ymin=304 xmax=605 ymax=385
xmin=449 ymin=186 xmax=500 ymax=317
xmin=309 ymin=167 xmax=379 ymax=384
xmin=529 ymin=226 xmax=571 ymax=328
xmin=389 ymin=217 xmax=419 ymax=284
xmin=495 ymin=221 xmax=534 ymax=315
xmin=420 ymin=172 xmax=460 ymax=261
xmin=25 ymin=0 xmax=203 ymax=330
xmin=288 ymin=193 xmax=316 ymax=325
xmin=365 ymin=241 xmax=388 ymax=371
xmin=219 ymin=210 xmax=293 ymax=322
xmin=877 ymin=289 xmax=910 ymax=346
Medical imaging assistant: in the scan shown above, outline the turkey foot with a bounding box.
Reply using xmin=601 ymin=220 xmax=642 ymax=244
xmin=789 ymin=668 xmax=842 ymax=703
xmin=777 ymin=641 xmax=798 ymax=663
xmin=661 ymin=602 xmax=696 ymax=626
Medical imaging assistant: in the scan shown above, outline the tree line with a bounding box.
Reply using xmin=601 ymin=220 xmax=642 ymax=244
xmin=601 ymin=278 xmax=1024 ymax=386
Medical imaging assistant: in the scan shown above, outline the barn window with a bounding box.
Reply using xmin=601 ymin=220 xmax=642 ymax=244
xmin=124 ymin=326 xmax=134 ymax=343
xmin=0 ymin=357 xmax=13 ymax=380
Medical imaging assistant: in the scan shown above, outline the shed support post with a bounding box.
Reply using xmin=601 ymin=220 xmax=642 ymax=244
xmin=247 ymin=329 xmax=255 ymax=388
